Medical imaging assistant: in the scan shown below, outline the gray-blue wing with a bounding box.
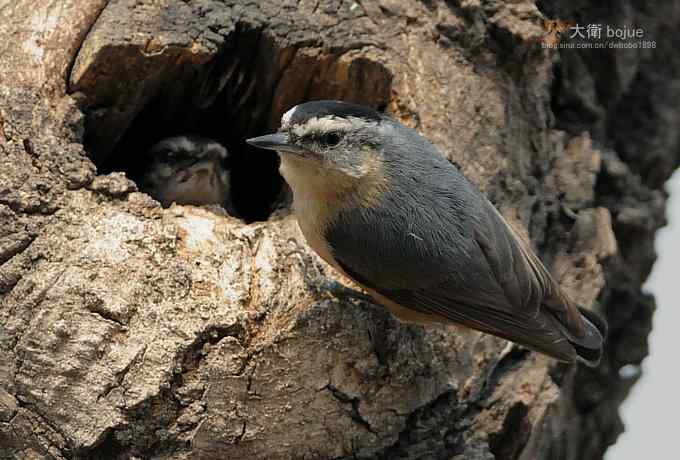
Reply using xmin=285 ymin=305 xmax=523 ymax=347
xmin=327 ymin=192 xmax=600 ymax=363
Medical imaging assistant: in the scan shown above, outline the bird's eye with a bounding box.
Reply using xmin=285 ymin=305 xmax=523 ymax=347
xmin=320 ymin=132 xmax=341 ymax=147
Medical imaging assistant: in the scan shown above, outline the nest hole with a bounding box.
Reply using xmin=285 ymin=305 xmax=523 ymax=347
xmin=80 ymin=25 xmax=393 ymax=222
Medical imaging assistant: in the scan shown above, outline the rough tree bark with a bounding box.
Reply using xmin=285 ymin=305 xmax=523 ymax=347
xmin=0 ymin=1 xmax=678 ymax=459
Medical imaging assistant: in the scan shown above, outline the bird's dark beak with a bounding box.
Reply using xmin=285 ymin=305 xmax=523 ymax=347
xmin=246 ymin=133 xmax=309 ymax=157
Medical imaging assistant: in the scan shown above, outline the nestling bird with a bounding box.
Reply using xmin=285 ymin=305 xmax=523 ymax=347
xmin=142 ymin=135 xmax=233 ymax=212
xmin=247 ymin=101 xmax=606 ymax=366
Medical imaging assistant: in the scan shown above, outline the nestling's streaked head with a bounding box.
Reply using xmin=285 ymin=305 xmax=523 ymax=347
xmin=142 ymin=135 xmax=232 ymax=210
xmin=247 ymin=101 xmax=390 ymax=191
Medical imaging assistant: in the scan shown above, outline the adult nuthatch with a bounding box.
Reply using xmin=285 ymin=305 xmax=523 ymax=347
xmin=247 ymin=101 xmax=606 ymax=366
xmin=142 ymin=135 xmax=234 ymax=213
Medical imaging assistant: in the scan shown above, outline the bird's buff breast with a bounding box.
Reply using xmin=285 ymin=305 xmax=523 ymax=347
xmin=291 ymin=186 xmax=341 ymax=272
xmin=280 ymin=156 xmax=345 ymax=271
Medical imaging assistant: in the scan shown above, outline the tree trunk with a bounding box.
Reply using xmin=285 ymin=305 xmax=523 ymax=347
xmin=0 ymin=1 xmax=677 ymax=459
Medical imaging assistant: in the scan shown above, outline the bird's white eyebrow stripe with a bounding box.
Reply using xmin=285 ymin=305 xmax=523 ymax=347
xmin=291 ymin=116 xmax=353 ymax=137
xmin=150 ymin=137 xmax=229 ymax=160
xmin=151 ymin=136 xmax=194 ymax=153
xmin=281 ymin=106 xmax=296 ymax=129
xmin=178 ymin=137 xmax=194 ymax=152
xmin=288 ymin=115 xmax=378 ymax=138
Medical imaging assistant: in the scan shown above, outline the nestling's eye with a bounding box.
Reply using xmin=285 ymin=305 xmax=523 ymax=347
xmin=151 ymin=148 xmax=172 ymax=159
xmin=320 ymin=132 xmax=342 ymax=147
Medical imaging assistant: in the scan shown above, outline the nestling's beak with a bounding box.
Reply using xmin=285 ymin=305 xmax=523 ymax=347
xmin=246 ymin=133 xmax=310 ymax=157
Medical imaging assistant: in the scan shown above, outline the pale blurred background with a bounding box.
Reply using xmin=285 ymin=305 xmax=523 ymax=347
xmin=606 ymin=170 xmax=680 ymax=459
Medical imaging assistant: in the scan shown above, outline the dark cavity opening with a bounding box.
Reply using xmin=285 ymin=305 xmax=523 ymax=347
xmin=76 ymin=24 xmax=392 ymax=222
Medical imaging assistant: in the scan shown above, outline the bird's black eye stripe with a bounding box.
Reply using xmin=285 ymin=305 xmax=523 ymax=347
xmin=150 ymin=148 xmax=173 ymax=159
xmin=320 ymin=132 xmax=341 ymax=146
xmin=294 ymin=130 xmax=342 ymax=146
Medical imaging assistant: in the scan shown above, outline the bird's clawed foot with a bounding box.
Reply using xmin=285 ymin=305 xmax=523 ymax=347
xmin=318 ymin=279 xmax=374 ymax=304
xmin=285 ymin=240 xmax=373 ymax=304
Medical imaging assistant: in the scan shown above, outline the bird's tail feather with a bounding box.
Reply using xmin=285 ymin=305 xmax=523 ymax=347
xmin=569 ymin=306 xmax=607 ymax=367
xmin=548 ymin=306 xmax=606 ymax=367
